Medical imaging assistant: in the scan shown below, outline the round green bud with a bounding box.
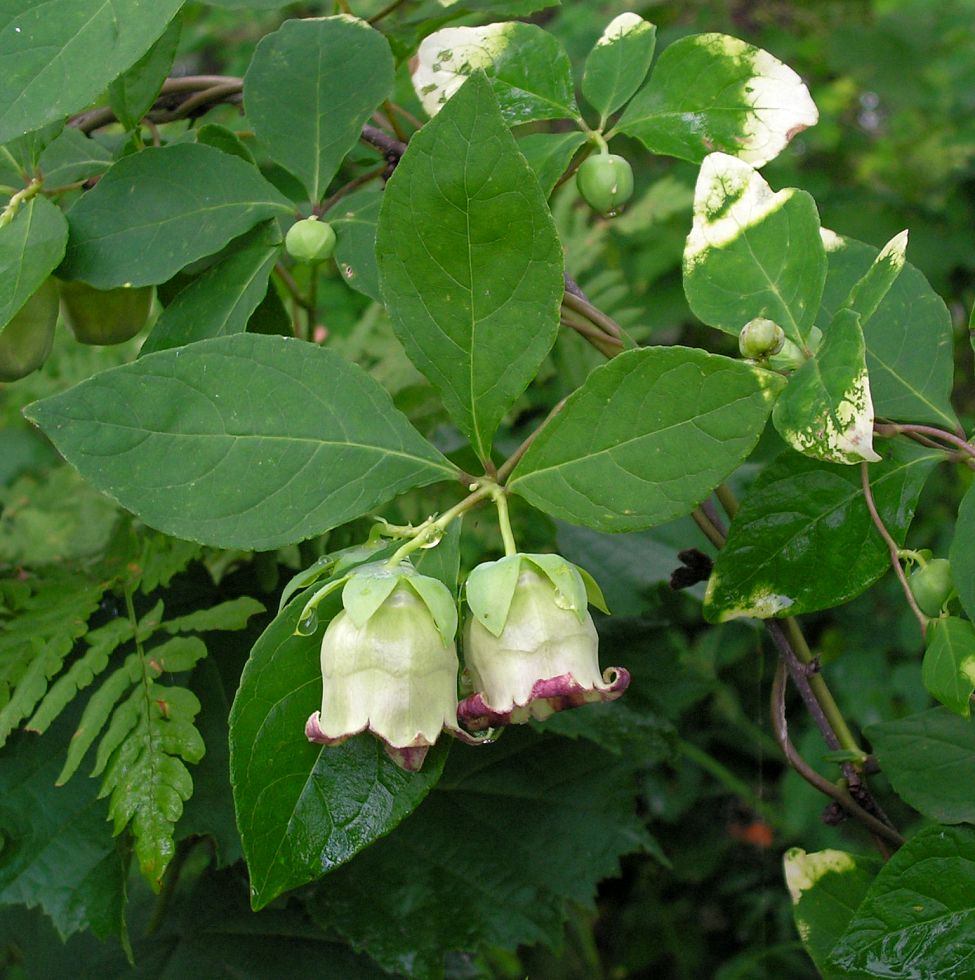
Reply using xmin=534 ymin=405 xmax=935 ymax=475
xmin=58 ymin=280 xmax=153 ymax=345
xmin=739 ymin=318 xmax=786 ymax=360
xmin=908 ymin=558 xmax=954 ymax=618
xmin=576 ymin=153 xmax=634 ymax=215
xmin=0 ymin=278 xmax=58 ymax=382
xmin=285 ymin=217 xmax=336 ymax=264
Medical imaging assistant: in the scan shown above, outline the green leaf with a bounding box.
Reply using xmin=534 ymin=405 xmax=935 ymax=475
xmin=25 ymin=617 xmax=133 ymax=735
xmin=951 ymin=484 xmax=975 ymax=622
xmin=243 ymin=16 xmax=394 ymax=203
xmin=308 ymin=729 xmax=654 ymax=977
xmin=194 ymin=123 xmax=256 ymax=164
xmin=140 ymin=221 xmax=282 ymax=355
xmin=329 ymin=186 xmax=382 ymax=303
xmin=508 ymin=346 xmax=785 ymax=532
xmin=783 ymin=847 xmax=882 ymax=980
xmin=377 ymin=72 xmax=563 ymax=461
xmin=163 ymin=597 xmax=265 ymax=635
xmin=517 ymin=131 xmax=588 ymax=199
xmin=25 ymin=333 xmax=457 ymax=551
xmin=615 ymin=33 xmax=818 ymax=167
xmin=413 ymin=23 xmax=577 ymax=124
xmin=0 ymin=195 xmax=68 ymax=332
xmin=0 ymin=0 xmax=186 ymax=144
xmin=841 ymin=228 xmax=908 ymax=324
xmin=37 ymin=127 xmax=113 ymax=186
xmin=582 ymin=13 xmax=657 ymax=122
xmin=0 ymin=572 xmax=104 ymax=748
xmin=683 ymin=153 xmax=826 ymax=348
xmin=100 ymin=680 xmax=205 ymax=889
xmin=1 ymin=121 xmax=63 ymax=176
xmin=0 ymin=719 xmax=127 ymax=941
xmin=922 ymin=617 xmax=975 ymax=718
xmin=828 ymin=824 xmax=975 ymax=977
xmin=59 ymin=143 xmax=293 ymax=288
xmin=108 ymin=14 xmax=182 ymax=132
xmin=704 ymin=439 xmax=938 ymax=621
xmin=771 ymin=309 xmax=881 ymax=464
xmin=867 ymin=708 xmax=975 ymax=824
xmin=817 ymin=230 xmax=957 ymax=429
xmin=229 ymin=584 xmax=446 ymax=910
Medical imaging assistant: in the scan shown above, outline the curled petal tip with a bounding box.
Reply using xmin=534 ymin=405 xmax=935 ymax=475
xmin=457 ymin=668 xmax=631 ymax=731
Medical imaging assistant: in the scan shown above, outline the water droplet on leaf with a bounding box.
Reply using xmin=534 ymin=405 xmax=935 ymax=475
xmin=297 ymin=610 xmax=319 ymax=635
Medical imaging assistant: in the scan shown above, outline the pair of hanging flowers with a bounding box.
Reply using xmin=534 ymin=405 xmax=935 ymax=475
xmin=303 ymin=544 xmax=630 ymax=772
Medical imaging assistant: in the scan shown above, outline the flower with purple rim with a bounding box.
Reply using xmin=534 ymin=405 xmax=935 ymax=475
xmin=304 ymin=565 xmax=481 ymax=771
xmin=457 ymin=555 xmax=629 ymax=730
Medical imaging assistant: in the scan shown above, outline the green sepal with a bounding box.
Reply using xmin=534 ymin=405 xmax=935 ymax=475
xmin=575 ymin=565 xmax=610 ymax=615
xmin=466 ymin=555 xmax=522 ymax=638
xmin=522 ymin=554 xmax=588 ymax=623
xmin=405 ymin=572 xmax=459 ymax=649
xmin=341 ymin=564 xmax=401 ymax=629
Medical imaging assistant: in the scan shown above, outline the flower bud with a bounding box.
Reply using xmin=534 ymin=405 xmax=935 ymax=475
xmin=738 ymin=317 xmax=785 ymax=360
xmin=285 ymin=216 xmax=336 ymax=264
xmin=458 ymin=555 xmax=629 ymax=729
xmin=576 ymin=153 xmax=634 ymax=215
xmin=305 ymin=566 xmax=479 ymax=771
xmin=908 ymin=558 xmax=954 ymax=618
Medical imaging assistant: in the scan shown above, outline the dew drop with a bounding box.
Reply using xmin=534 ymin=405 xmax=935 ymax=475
xmin=420 ymin=527 xmax=444 ymax=549
xmin=297 ymin=610 xmax=319 ymax=635
xmin=553 ymin=589 xmax=573 ymax=610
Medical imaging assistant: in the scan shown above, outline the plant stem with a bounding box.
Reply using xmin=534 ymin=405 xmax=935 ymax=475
xmin=319 ymin=166 xmax=385 ymax=215
xmin=0 ymin=177 xmax=42 ymax=227
xmin=497 ymin=397 xmax=567 ymax=483
xmin=361 ymin=124 xmax=407 ymax=161
xmin=386 ymin=483 xmax=495 ymax=566
xmin=494 ymin=490 xmax=518 ymax=557
xmin=771 ymin=662 xmax=903 ymax=849
xmin=715 ymin=482 xmax=739 ymax=520
xmin=560 ymin=315 xmax=622 ymax=358
xmin=875 ymin=421 xmax=975 ymax=460
xmin=562 ymin=288 xmax=624 ymax=340
xmin=691 ymin=506 xmax=726 ymax=549
xmin=860 ymin=461 xmax=928 ymax=634
xmin=783 ymin=617 xmax=865 ymax=757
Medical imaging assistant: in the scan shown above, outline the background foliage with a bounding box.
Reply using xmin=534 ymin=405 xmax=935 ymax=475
xmin=2 ymin=0 xmax=974 ymax=977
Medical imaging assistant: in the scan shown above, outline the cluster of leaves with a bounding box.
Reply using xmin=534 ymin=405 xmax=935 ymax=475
xmin=2 ymin=0 xmax=975 ymax=977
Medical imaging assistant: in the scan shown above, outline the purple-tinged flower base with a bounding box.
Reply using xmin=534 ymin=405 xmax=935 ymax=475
xmin=457 ymin=667 xmax=630 ymax=730
xmin=305 ymin=710 xmax=485 ymax=772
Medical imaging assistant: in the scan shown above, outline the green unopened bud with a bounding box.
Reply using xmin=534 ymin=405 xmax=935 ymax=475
xmin=908 ymin=558 xmax=954 ymax=618
xmin=285 ymin=216 xmax=336 ymax=264
xmin=576 ymin=153 xmax=634 ymax=215
xmin=458 ymin=555 xmax=628 ymax=730
xmin=739 ymin=317 xmax=785 ymax=360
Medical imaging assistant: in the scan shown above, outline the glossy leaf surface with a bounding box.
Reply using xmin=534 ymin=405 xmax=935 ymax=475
xmin=951 ymin=484 xmax=975 ymax=622
xmin=704 ymin=440 xmax=938 ymax=620
xmin=25 ymin=333 xmax=457 ymax=550
xmin=229 ymin=583 xmax=446 ymax=910
xmin=829 ymin=825 xmax=975 ymax=977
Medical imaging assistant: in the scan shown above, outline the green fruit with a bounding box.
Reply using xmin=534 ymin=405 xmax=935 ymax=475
xmin=0 ymin=279 xmax=58 ymax=382
xmin=59 ymin=280 xmax=153 ymax=345
xmin=285 ymin=217 xmax=336 ymax=264
xmin=739 ymin=317 xmax=786 ymax=360
xmin=909 ymin=558 xmax=954 ymax=617
xmin=576 ymin=153 xmax=634 ymax=215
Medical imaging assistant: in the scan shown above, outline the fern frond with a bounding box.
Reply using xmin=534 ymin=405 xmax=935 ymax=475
xmin=26 ymin=617 xmax=133 ymax=735
xmin=99 ymin=682 xmax=205 ymax=888
xmin=0 ymin=573 xmax=105 ymax=747
xmin=162 ymin=596 xmax=265 ymax=635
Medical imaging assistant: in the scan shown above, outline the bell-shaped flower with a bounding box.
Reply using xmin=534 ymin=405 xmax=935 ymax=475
xmin=304 ymin=563 xmax=479 ymax=771
xmin=457 ymin=554 xmax=629 ymax=730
